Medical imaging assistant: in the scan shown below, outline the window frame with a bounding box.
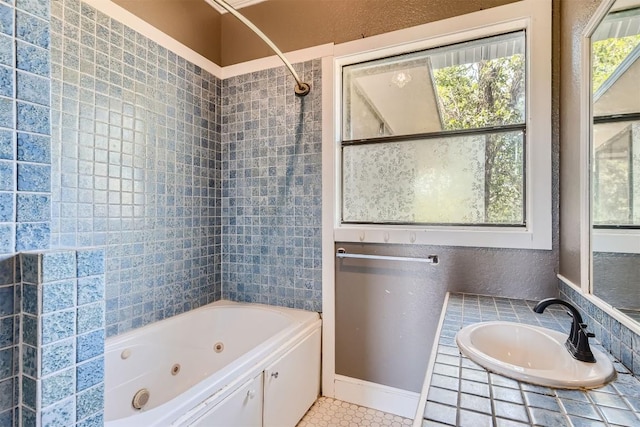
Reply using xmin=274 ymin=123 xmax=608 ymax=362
xmin=592 ymin=115 xmax=640 ymax=227
xmin=589 ymin=6 xmax=640 ymax=254
xmin=591 ymin=116 xmax=640 ymax=256
xmin=332 ymin=0 xmax=552 ymax=249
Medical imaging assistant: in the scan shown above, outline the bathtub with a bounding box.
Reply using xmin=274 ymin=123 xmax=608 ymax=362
xmin=105 ymin=300 xmax=322 ymax=427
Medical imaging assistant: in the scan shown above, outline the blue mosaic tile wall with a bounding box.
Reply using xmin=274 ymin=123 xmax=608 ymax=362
xmin=20 ymin=248 xmax=105 ymax=427
xmin=560 ymin=279 xmax=640 ymax=379
xmin=0 ymin=0 xmax=51 ymax=423
xmin=49 ymin=0 xmax=222 ymax=337
xmin=0 ymin=255 xmax=18 ymax=426
xmin=0 ymin=0 xmax=52 ymax=256
xmin=221 ymin=61 xmax=323 ymax=312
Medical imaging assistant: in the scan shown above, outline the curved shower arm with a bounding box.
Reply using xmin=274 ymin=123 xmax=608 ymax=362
xmin=204 ymin=0 xmax=311 ymax=96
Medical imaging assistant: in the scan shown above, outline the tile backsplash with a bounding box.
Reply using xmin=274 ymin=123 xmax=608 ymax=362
xmin=49 ymin=0 xmax=222 ymax=337
xmin=560 ymin=279 xmax=640 ymax=378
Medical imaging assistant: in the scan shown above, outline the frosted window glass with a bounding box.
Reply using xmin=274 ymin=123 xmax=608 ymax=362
xmin=342 ymin=131 xmax=524 ymax=225
xmin=593 ymin=121 xmax=640 ymax=226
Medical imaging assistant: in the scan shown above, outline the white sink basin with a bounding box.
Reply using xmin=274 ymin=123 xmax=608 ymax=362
xmin=456 ymin=321 xmax=616 ymax=389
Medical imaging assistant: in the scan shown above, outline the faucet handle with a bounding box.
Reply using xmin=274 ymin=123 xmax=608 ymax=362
xmin=534 ymin=298 xmax=595 ymax=362
xmin=580 ymin=323 xmax=596 ymax=338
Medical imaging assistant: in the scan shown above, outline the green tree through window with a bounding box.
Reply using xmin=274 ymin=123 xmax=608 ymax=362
xmin=433 ymin=55 xmax=525 ymax=223
xmin=592 ymin=35 xmax=640 ymax=93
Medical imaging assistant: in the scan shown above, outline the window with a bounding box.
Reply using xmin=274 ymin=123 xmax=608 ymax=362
xmin=332 ymin=0 xmax=552 ymax=249
xmin=341 ymin=32 xmax=526 ymax=226
xmin=592 ymin=6 xmax=640 ymax=229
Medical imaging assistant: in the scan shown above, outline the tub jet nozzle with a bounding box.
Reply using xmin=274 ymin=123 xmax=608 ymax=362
xmin=132 ymin=388 xmax=150 ymax=410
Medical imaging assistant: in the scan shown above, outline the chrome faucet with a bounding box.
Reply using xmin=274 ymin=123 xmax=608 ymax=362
xmin=533 ymin=298 xmax=596 ymax=363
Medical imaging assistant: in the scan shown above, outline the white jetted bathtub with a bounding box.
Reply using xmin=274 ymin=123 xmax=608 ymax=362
xmin=105 ymin=300 xmax=322 ymax=427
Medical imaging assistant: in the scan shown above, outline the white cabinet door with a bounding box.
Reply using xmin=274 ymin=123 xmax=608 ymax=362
xmin=263 ymin=328 xmax=321 ymax=427
xmin=190 ymin=374 xmax=263 ymax=427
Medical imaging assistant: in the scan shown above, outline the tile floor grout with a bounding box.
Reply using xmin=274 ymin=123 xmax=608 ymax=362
xmin=297 ymin=397 xmax=413 ymax=427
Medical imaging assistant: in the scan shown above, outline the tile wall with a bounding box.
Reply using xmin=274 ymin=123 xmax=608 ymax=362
xmin=221 ymin=61 xmax=323 ymax=312
xmin=0 ymin=0 xmax=52 ymax=254
xmin=0 ymin=0 xmax=51 ymax=423
xmin=0 ymin=256 xmax=18 ymax=426
xmin=560 ymin=279 xmax=640 ymax=378
xmin=20 ymin=248 xmax=105 ymax=427
xmin=49 ymin=0 xmax=222 ymax=337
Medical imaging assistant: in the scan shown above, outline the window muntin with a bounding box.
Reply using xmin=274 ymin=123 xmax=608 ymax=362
xmin=340 ymin=31 xmax=526 ymax=226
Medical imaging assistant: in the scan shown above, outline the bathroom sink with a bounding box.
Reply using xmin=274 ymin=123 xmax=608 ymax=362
xmin=456 ymin=321 xmax=616 ymax=389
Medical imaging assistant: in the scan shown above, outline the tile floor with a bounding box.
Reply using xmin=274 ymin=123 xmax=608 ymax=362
xmin=297 ymin=397 xmax=413 ymax=427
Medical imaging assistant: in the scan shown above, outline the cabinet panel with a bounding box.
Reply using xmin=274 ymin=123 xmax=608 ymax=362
xmin=263 ymin=328 xmax=321 ymax=427
xmin=190 ymin=374 xmax=263 ymax=427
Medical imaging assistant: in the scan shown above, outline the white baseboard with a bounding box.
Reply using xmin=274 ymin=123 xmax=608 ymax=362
xmin=333 ymin=375 xmax=419 ymax=419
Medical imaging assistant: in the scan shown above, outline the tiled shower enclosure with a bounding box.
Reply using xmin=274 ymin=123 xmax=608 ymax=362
xmin=0 ymin=0 xmax=323 ymax=424
xmin=49 ymin=0 xmax=223 ymax=337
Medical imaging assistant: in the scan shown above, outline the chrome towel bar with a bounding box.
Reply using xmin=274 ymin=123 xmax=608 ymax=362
xmin=336 ymin=248 xmax=438 ymax=264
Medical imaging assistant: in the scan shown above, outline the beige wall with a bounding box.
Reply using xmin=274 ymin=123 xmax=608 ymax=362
xmin=113 ymin=0 xmax=517 ymax=67
xmin=558 ymin=0 xmax=602 ymax=284
xmin=114 ymin=0 xmax=222 ymax=64
xmin=220 ymin=0 xmax=518 ymax=65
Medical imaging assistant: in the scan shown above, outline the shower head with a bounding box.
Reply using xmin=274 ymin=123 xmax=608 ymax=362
xmin=295 ymin=82 xmax=311 ymax=97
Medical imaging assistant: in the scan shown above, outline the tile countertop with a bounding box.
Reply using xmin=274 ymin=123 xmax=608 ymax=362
xmin=414 ymin=293 xmax=640 ymax=427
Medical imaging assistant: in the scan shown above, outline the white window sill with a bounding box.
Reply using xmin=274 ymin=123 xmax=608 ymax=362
xmin=592 ymin=229 xmax=640 ymax=254
xmin=335 ymin=225 xmax=552 ymax=250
